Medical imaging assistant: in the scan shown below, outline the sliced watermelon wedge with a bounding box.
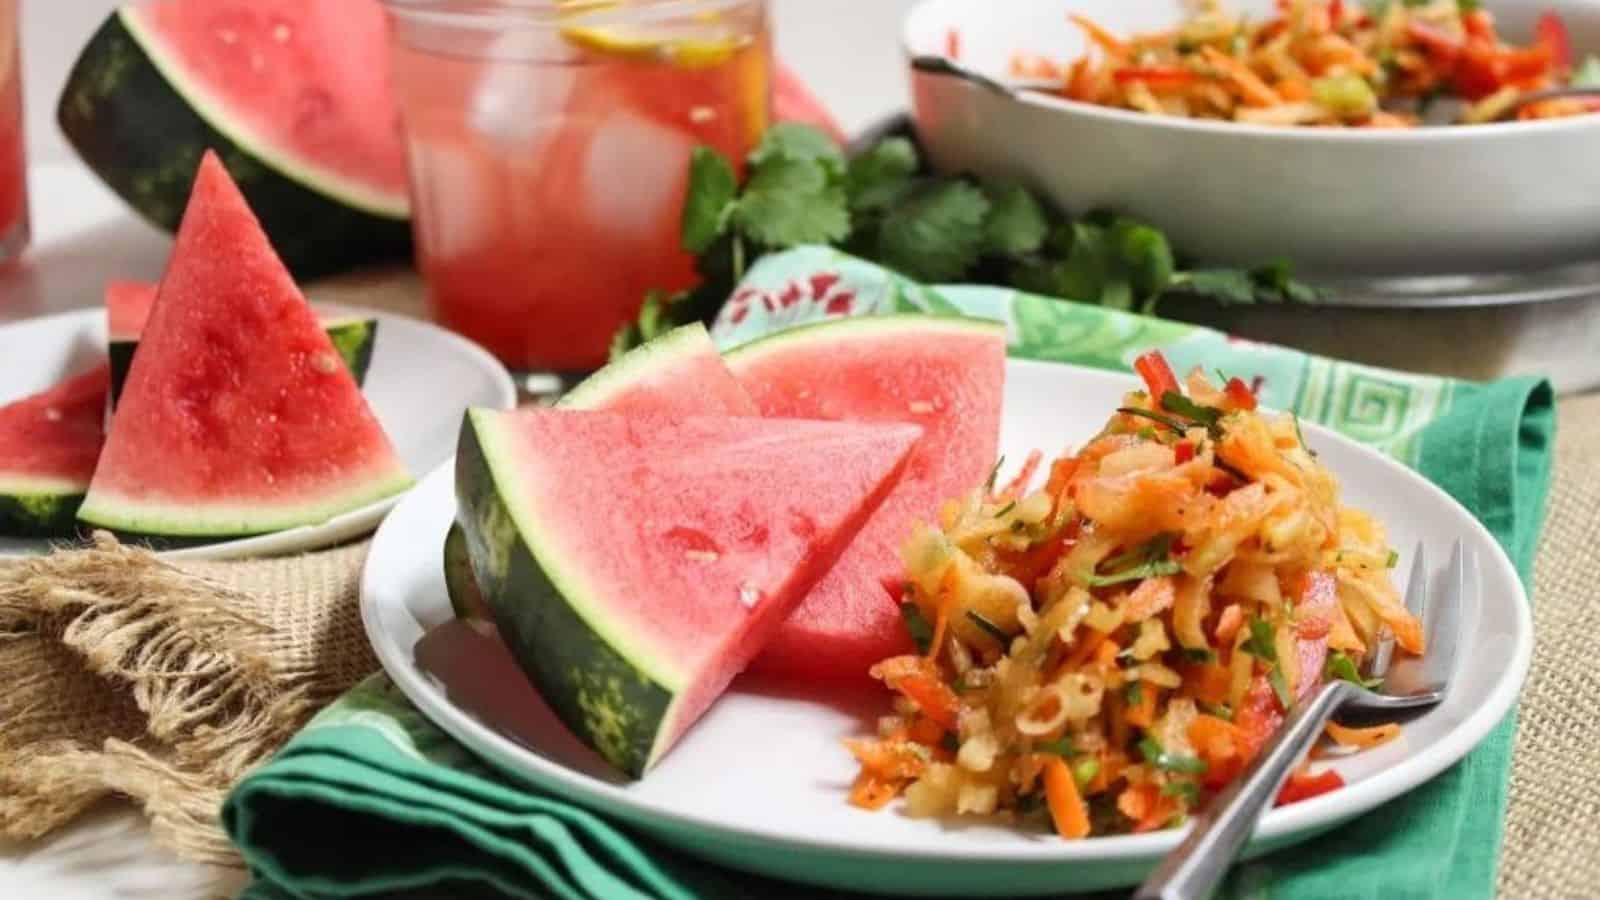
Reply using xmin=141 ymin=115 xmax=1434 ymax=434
xmin=58 ymin=1 xmax=410 ymax=277
xmin=0 ymin=366 xmax=110 ymax=537
xmin=78 ymin=151 xmax=412 ymax=540
xmin=103 ymin=279 xmax=377 ymax=407
xmin=445 ymin=323 xmax=755 ymax=619
xmin=456 ymin=409 xmax=921 ymax=776
xmin=726 ymin=315 xmax=1008 ymax=682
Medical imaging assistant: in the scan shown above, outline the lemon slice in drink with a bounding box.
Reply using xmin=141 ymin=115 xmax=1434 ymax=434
xmin=558 ymin=1 xmax=746 ymax=68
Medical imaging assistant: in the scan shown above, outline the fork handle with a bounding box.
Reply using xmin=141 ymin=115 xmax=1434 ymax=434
xmin=1133 ymin=681 xmax=1353 ymax=900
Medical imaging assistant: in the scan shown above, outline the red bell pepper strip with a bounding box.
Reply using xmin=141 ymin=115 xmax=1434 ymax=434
xmin=1328 ymin=0 xmax=1343 ymax=31
xmin=1174 ymin=440 xmax=1196 ymax=464
xmin=1406 ymin=20 xmax=1463 ymax=62
xmin=1134 ymin=350 xmax=1180 ymax=400
xmin=1113 ymin=66 xmax=1196 ymax=89
xmin=1537 ymin=12 xmax=1572 ymax=72
xmin=1277 ymin=768 xmax=1345 ymax=805
xmin=1224 ymin=377 xmax=1258 ymax=411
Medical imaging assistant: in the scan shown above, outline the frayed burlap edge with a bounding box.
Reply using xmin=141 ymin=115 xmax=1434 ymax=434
xmin=0 ymin=534 xmax=325 ymax=865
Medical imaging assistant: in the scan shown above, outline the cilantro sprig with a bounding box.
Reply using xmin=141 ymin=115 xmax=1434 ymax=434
xmin=1244 ymin=618 xmax=1294 ymax=710
xmin=1325 ymin=651 xmax=1383 ymax=690
xmin=1088 ymin=534 xmax=1183 ymax=587
xmin=612 ymin=125 xmax=1323 ymax=357
xmin=1139 ymin=737 xmax=1209 ymax=775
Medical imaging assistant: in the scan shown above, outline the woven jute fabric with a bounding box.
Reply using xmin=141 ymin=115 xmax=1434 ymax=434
xmin=0 ymin=393 xmax=1594 ymax=891
xmin=1498 ymin=392 xmax=1600 ymax=900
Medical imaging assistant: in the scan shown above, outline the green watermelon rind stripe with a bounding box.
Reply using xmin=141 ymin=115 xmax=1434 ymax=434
xmin=457 ymin=412 xmax=678 ymax=777
xmin=117 ymin=9 xmax=406 ymax=220
xmin=558 ymin=323 xmax=713 ymax=411
xmin=0 ymin=483 xmax=86 ymax=537
xmin=722 ymin=312 xmax=1007 ymax=363
xmin=74 ymin=465 xmax=413 ymax=538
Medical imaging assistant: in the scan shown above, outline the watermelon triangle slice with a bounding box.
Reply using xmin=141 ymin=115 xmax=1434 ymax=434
xmin=103 ymin=279 xmax=377 ymax=408
xmin=0 ymin=366 xmax=110 ymax=536
xmin=726 ymin=315 xmax=1008 ymax=682
xmin=455 ymin=408 xmax=922 ymax=776
xmin=78 ymin=151 xmax=412 ymax=540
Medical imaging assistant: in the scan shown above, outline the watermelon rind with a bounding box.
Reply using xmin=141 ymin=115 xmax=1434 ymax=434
xmin=76 ymin=464 xmax=413 ymax=541
xmin=0 ymin=480 xmax=85 ymax=537
xmin=456 ymin=411 xmax=679 ymax=775
xmin=724 ymin=312 xmax=1007 ymax=362
xmin=107 ymin=317 xmax=378 ymax=409
xmin=56 ymin=9 xmax=411 ymax=278
xmin=443 ymin=522 xmax=492 ymax=622
xmin=558 ymin=323 xmax=717 ymax=411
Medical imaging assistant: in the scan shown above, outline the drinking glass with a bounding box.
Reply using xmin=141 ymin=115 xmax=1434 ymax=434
xmin=0 ymin=0 xmax=27 ymax=267
xmin=383 ymin=0 xmax=771 ymax=373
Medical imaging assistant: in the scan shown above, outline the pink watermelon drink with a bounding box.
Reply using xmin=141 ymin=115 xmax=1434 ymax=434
xmin=0 ymin=0 xmax=26 ymax=265
xmin=383 ymin=0 xmax=771 ymax=372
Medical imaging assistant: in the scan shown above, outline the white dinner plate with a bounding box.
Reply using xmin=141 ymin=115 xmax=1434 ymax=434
xmin=361 ymin=357 xmax=1531 ymax=896
xmin=0 ymin=305 xmax=516 ymax=560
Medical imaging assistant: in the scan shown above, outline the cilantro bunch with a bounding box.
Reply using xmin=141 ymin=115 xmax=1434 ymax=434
xmin=612 ymin=123 xmax=1320 ymax=357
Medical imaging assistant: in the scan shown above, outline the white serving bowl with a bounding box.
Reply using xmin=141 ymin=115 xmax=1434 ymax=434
xmin=904 ymin=0 xmax=1600 ymax=278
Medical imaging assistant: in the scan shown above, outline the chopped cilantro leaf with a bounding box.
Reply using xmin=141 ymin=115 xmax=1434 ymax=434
xmin=1124 ymin=681 xmax=1145 ymax=707
xmin=1162 ymin=780 xmax=1201 ymax=804
xmin=734 ymin=157 xmax=849 ymax=248
xmin=966 ymin=610 xmax=1011 ymax=645
xmin=1181 ymin=647 xmax=1216 ymax=664
xmin=1325 ymin=651 xmax=1383 ymax=690
xmin=680 ymin=147 xmax=738 ymax=254
xmin=1117 ymin=406 xmax=1192 ymax=434
xmin=901 ymin=603 xmax=934 ymax=654
xmin=983 ymin=182 xmax=1050 ymax=256
xmin=1386 ymin=549 xmax=1400 ymax=568
xmin=1200 ymin=701 xmax=1233 ymax=721
xmin=748 ymin=122 xmax=845 ymax=174
xmin=845 ymin=137 xmax=918 ymax=213
xmin=1073 ymin=757 xmax=1101 ymax=788
xmin=984 ymin=456 xmax=1006 ymax=492
xmin=1243 ymin=618 xmax=1278 ymax=662
xmin=1089 ymin=534 xmax=1182 ymax=586
xmin=873 ymin=179 xmax=991 ymax=283
xmin=1159 ymin=391 xmax=1224 ymax=436
xmin=994 ymin=501 xmax=1017 ymax=518
xmin=1036 ymin=737 xmax=1076 ymax=758
xmin=1292 ymin=413 xmax=1319 ymax=457
xmin=1268 ymin=666 xmax=1293 ymax=710
xmin=1139 ymin=737 xmax=1209 ymax=775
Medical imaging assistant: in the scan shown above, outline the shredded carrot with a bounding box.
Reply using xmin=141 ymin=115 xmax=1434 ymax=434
xmin=995 ymin=449 xmax=1045 ymax=502
xmin=1201 ymin=45 xmax=1282 ymax=107
xmin=1125 ymin=682 xmax=1159 ymax=729
xmin=848 ymin=770 xmax=902 ymax=810
xmin=897 ymin=675 xmax=960 ymax=733
xmin=907 ymin=715 xmax=946 ymax=747
xmin=1068 ymin=14 xmax=1127 ymax=58
xmin=1095 ymin=639 xmax=1121 ymax=667
xmin=1043 ymin=756 xmax=1091 ymax=838
xmin=925 ymin=567 xmax=959 ymax=661
xmin=1325 ymin=720 xmax=1400 ymax=749
xmin=1056 ymin=629 xmax=1111 ymax=677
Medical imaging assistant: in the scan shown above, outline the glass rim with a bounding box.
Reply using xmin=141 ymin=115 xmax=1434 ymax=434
xmin=380 ymin=0 xmax=760 ymax=31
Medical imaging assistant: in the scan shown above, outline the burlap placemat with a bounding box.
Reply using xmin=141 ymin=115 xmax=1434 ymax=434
xmin=0 ymin=377 xmax=1591 ymax=895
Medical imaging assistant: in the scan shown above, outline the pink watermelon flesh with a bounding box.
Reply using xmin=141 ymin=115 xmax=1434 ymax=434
xmin=0 ymin=365 xmax=110 ymax=490
xmin=727 ymin=317 xmax=1008 ymax=682
xmin=462 ymin=408 xmax=921 ymax=773
xmin=559 ymin=323 xmax=756 ymax=417
xmin=78 ymin=151 xmax=410 ymax=537
xmin=128 ymin=0 xmax=406 ymax=209
xmin=105 ymin=280 xmax=159 ymax=341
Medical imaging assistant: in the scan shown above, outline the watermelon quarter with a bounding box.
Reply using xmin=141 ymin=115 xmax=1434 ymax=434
xmin=103 ymin=279 xmax=377 ymax=408
xmin=0 ymin=366 xmax=110 ymax=537
xmin=77 ymin=151 xmax=412 ymax=541
xmin=455 ymin=409 xmax=921 ymax=776
xmin=57 ymin=0 xmax=410 ymax=278
xmin=725 ymin=315 xmax=1008 ymax=682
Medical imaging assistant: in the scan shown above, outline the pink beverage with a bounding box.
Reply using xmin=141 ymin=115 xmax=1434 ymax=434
xmin=384 ymin=1 xmax=770 ymax=372
xmin=0 ymin=0 xmax=25 ymax=266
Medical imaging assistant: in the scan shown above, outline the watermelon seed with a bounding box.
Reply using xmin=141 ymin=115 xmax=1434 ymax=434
xmin=273 ymin=24 xmax=293 ymax=44
xmin=690 ymin=106 xmax=717 ymax=124
xmin=311 ymin=352 xmax=339 ymax=374
xmin=43 ymin=407 xmax=62 ymax=422
xmin=739 ymin=584 xmax=761 ymax=608
xmin=684 ymin=549 xmax=720 ymax=564
xmin=217 ymin=28 xmax=238 ymax=45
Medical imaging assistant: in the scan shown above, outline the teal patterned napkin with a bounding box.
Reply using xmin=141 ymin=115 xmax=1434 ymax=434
xmin=224 ymin=247 xmax=1554 ymax=900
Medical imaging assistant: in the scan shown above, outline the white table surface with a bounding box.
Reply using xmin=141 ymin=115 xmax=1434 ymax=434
xmin=0 ymin=1 xmax=916 ymax=897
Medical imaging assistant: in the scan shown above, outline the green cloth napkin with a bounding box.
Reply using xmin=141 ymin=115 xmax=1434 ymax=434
xmin=224 ymin=246 xmax=1554 ymax=900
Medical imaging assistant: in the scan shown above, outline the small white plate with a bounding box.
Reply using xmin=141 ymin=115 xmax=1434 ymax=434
xmin=361 ymin=358 xmax=1531 ymax=896
xmin=0 ymin=306 xmax=516 ymax=560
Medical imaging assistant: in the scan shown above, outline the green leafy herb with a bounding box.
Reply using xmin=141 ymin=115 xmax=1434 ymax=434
xmin=1116 ymin=406 xmax=1192 ymax=434
xmin=901 ymin=602 xmax=934 ymax=654
xmin=612 ymin=124 xmax=1326 ymax=356
xmin=1124 ymin=681 xmax=1145 ymax=707
xmin=983 ymin=183 xmax=1050 ymax=256
xmin=941 ymin=732 xmax=961 ymax=753
xmin=1267 ymin=666 xmax=1292 ymax=710
xmin=1036 ymin=737 xmax=1076 ymax=758
xmin=984 ymin=456 xmax=1006 ymax=493
xmin=1139 ymin=737 xmax=1209 ymax=775
xmin=1200 ymin=701 xmax=1233 ymax=721
xmin=1159 ymin=391 xmax=1223 ymax=436
xmin=1073 ymin=757 xmax=1101 ymax=788
xmin=1573 ymin=54 xmax=1600 ymax=88
xmin=680 ymin=147 xmax=739 ymax=254
xmin=1292 ymin=413 xmax=1318 ymax=457
xmin=1162 ymin=780 xmax=1202 ymax=804
xmin=1325 ymin=651 xmax=1383 ymax=690
xmin=1090 ymin=534 xmax=1182 ymax=586
xmin=995 ymin=500 xmax=1017 ymax=518
xmin=966 ymin=610 xmax=1011 ymax=645
xmin=1244 ymin=618 xmax=1294 ymax=708
xmin=1386 ymin=548 xmax=1399 ymax=568
xmin=1137 ymin=426 xmax=1158 ymax=441
xmin=872 ymin=179 xmax=991 ymax=283
xmin=1181 ymin=647 xmax=1217 ymax=664
xmin=733 ymin=156 xmax=850 ymax=248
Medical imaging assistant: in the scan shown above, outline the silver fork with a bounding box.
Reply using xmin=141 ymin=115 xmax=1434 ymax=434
xmin=1133 ymin=540 xmax=1468 ymax=900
